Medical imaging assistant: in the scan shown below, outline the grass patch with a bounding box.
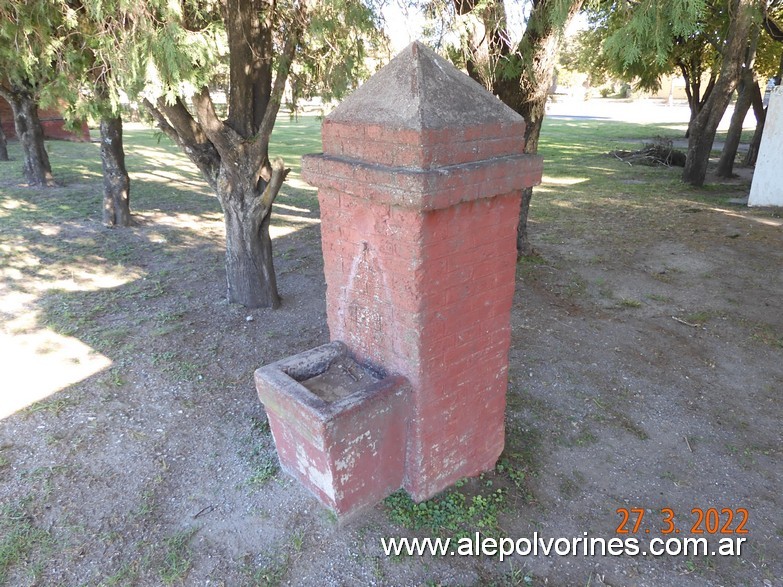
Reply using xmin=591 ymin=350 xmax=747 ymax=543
xmin=617 ymin=298 xmax=643 ymax=308
xmin=0 ymin=501 xmax=52 ymax=584
xmin=159 ymin=528 xmax=198 ymax=585
xmin=384 ymin=482 xmax=506 ymax=540
xmin=248 ymin=452 xmax=279 ymax=487
xmin=241 ymin=553 xmax=292 ymax=587
xmin=383 ymin=428 xmax=536 ymax=539
xmin=22 ymin=393 xmax=79 ymax=417
xmin=101 ymin=560 xmax=141 ymax=586
xmin=684 ymin=310 xmax=713 ymax=325
xmin=751 ymin=325 xmax=783 ymax=349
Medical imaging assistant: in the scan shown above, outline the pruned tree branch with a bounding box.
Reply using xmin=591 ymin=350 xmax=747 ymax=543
xmin=260 ymin=157 xmax=290 ymax=212
xmin=143 ymin=97 xmax=180 ymax=144
xmin=248 ymin=157 xmax=290 ymax=230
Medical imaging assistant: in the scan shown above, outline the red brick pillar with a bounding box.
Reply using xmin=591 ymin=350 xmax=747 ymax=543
xmin=302 ymin=42 xmax=543 ymax=501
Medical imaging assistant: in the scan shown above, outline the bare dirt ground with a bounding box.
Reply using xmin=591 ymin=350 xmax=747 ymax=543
xmin=1 ymin=123 xmax=782 ymax=586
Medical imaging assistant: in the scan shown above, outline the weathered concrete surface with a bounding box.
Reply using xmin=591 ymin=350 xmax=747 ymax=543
xmin=749 ymin=87 xmax=783 ymax=207
xmin=255 ymin=342 xmax=411 ymax=518
xmin=326 ymin=42 xmax=521 ymax=131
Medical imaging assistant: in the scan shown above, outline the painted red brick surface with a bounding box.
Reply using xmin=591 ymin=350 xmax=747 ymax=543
xmin=300 ymin=41 xmax=544 ymax=503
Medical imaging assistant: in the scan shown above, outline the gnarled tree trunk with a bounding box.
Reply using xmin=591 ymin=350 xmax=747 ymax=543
xmin=457 ymin=0 xmax=583 ymax=257
xmin=0 ymin=87 xmax=54 ymax=186
xmin=143 ymin=0 xmax=305 ymax=308
xmin=100 ymin=114 xmax=131 ymax=226
xmin=513 ymin=0 xmax=583 ymax=256
xmin=682 ymin=0 xmax=756 ymax=186
xmin=217 ymin=158 xmax=287 ymax=308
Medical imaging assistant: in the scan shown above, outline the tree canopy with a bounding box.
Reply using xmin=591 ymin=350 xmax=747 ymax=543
xmin=0 ymin=0 xmax=74 ymax=185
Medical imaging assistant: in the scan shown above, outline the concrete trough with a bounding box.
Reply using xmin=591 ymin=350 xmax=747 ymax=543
xmin=255 ymin=341 xmax=410 ymax=518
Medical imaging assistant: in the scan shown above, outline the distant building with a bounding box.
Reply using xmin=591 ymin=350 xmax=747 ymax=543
xmin=0 ymin=97 xmax=90 ymax=142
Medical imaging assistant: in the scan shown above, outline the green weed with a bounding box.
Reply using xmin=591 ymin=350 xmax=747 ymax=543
xmin=159 ymin=528 xmax=197 ymax=585
xmin=22 ymin=394 xmax=78 ymax=417
xmin=0 ymin=501 xmax=52 ymax=584
xmin=685 ymin=310 xmax=713 ymax=325
xmin=617 ymin=298 xmax=642 ymax=308
xmin=248 ymin=453 xmax=279 ymax=487
xmin=384 ymin=484 xmax=505 ymax=540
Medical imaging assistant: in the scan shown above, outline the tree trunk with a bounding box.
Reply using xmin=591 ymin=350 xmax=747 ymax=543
xmin=218 ymin=167 xmax=281 ymax=309
xmin=683 ymin=72 xmax=716 ymax=140
xmin=516 ymin=187 xmax=534 ymax=255
xmin=516 ymin=4 xmax=582 ymax=256
xmin=100 ymin=114 xmax=131 ymax=226
xmin=485 ymin=0 xmax=583 ymax=257
xmin=682 ymin=0 xmax=756 ymax=186
xmin=2 ymin=91 xmax=54 ymax=186
xmin=0 ymin=114 xmax=8 ymax=161
xmin=716 ymin=71 xmax=754 ymax=178
xmin=514 ymin=96 xmax=548 ymax=256
xmin=142 ymin=0 xmax=304 ymax=308
xmin=681 ymin=66 xmax=699 ymax=139
xmin=743 ymin=80 xmax=765 ymax=166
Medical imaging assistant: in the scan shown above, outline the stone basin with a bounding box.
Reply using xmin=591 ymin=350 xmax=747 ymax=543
xmin=254 ymin=341 xmax=410 ymax=518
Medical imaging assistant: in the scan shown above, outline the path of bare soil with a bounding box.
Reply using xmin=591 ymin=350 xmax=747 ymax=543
xmin=1 ymin=144 xmax=781 ymax=586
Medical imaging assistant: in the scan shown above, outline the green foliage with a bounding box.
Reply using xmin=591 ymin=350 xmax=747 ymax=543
xmin=0 ymin=0 xmax=74 ymax=105
xmin=0 ymin=501 xmax=52 ymax=584
xmin=577 ymin=0 xmax=771 ymax=95
xmin=601 ymin=0 xmax=707 ymax=69
xmin=159 ymin=528 xmax=197 ymax=585
xmin=384 ymin=483 xmax=506 ymax=539
xmin=3 ymin=0 xmax=383 ymax=125
xmin=577 ymin=0 xmax=716 ymax=92
xmin=290 ymin=0 xmax=387 ymax=105
xmin=755 ymin=3 xmax=783 ymax=80
xmin=141 ymin=4 xmax=226 ymax=106
xmin=559 ymin=28 xmax=612 ymax=87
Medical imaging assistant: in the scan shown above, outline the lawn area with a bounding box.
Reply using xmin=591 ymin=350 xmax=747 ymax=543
xmin=1 ymin=113 xmax=781 ymax=586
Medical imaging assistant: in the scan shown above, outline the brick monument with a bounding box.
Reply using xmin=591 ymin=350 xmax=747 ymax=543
xmin=256 ymin=41 xmax=543 ymax=517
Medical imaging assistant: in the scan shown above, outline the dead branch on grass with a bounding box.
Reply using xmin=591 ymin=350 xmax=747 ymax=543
xmin=610 ymin=138 xmax=687 ymax=168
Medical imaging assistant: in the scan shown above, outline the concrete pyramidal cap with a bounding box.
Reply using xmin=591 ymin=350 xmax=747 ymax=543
xmin=326 ymin=41 xmax=523 ymax=129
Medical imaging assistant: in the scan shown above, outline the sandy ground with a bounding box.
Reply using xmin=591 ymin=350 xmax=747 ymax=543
xmin=1 ymin=101 xmax=781 ymax=586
